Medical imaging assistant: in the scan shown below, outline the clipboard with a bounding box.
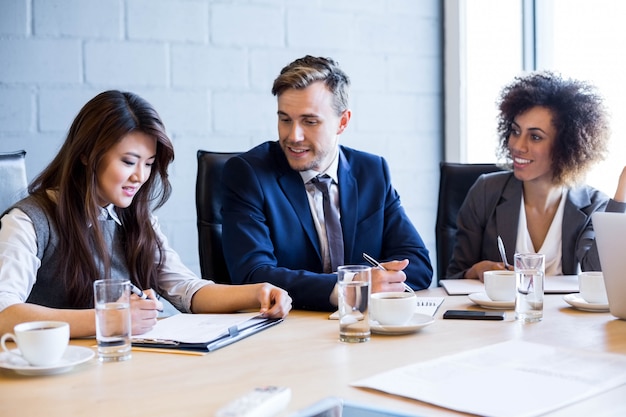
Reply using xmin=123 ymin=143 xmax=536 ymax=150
xmin=131 ymin=313 xmax=283 ymax=353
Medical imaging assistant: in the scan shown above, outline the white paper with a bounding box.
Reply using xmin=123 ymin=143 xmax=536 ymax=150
xmin=131 ymin=312 xmax=260 ymax=343
xmin=328 ymin=297 xmax=444 ymax=320
xmin=414 ymin=297 xmax=445 ymax=316
xmin=352 ymin=340 xmax=626 ymax=417
xmin=440 ymin=275 xmax=578 ymax=295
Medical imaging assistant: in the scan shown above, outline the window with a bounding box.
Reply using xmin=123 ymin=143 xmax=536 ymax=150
xmin=447 ymin=0 xmax=626 ymax=196
xmin=536 ymin=0 xmax=626 ymax=195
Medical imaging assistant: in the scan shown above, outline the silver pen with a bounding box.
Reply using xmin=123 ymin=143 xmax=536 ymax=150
xmin=362 ymin=253 xmax=414 ymax=294
xmin=497 ymin=236 xmax=511 ymax=269
xmin=362 ymin=252 xmax=386 ymax=271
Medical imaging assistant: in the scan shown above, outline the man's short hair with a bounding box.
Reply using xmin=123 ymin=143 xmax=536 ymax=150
xmin=271 ymin=55 xmax=350 ymax=116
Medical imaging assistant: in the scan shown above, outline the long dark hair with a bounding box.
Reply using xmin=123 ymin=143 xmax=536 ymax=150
xmin=28 ymin=90 xmax=174 ymax=306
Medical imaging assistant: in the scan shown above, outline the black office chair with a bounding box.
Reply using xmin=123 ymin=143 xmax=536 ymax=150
xmin=0 ymin=150 xmax=28 ymax=214
xmin=196 ymin=150 xmax=242 ymax=284
xmin=435 ymin=162 xmax=503 ymax=281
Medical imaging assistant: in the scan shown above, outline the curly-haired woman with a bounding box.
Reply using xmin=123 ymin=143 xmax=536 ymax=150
xmin=447 ymin=71 xmax=626 ymax=280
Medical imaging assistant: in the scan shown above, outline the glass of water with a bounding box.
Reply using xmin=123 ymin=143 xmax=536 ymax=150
xmin=94 ymin=279 xmax=132 ymax=361
xmin=514 ymin=253 xmax=545 ymax=322
xmin=337 ymin=265 xmax=371 ymax=343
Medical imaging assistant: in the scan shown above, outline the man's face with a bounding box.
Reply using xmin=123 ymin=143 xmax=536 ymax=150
xmin=277 ymin=81 xmax=350 ymax=172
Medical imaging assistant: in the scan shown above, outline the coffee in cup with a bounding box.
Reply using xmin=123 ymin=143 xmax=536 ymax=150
xmin=1 ymin=321 xmax=69 ymax=366
xmin=578 ymin=271 xmax=608 ymax=304
xmin=370 ymin=292 xmax=416 ymax=325
xmin=484 ymin=270 xmax=516 ymax=301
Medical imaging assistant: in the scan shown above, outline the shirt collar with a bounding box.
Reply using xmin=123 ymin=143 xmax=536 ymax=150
xmin=299 ymin=149 xmax=340 ymax=184
xmin=99 ymin=204 xmax=122 ymax=226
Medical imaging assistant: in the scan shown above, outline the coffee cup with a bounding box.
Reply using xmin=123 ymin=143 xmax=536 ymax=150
xmin=578 ymin=271 xmax=608 ymax=304
xmin=1 ymin=321 xmax=69 ymax=366
xmin=484 ymin=270 xmax=516 ymax=301
xmin=370 ymin=292 xmax=416 ymax=325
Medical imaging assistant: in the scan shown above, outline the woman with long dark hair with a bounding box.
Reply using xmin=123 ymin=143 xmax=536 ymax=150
xmin=0 ymin=91 xmax=291 ymax=337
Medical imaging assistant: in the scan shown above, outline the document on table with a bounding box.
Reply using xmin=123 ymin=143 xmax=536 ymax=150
xmin=131 ymin=312 xmax=282 ymax=353
xmin=352 ymin=340 xmax=626 ymax=417
xmin=440 ymin=275 xmax=578 ymax=295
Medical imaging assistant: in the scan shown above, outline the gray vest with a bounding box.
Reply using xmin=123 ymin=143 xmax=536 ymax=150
xmin=12 ymin=197 xmax=130 ymax=309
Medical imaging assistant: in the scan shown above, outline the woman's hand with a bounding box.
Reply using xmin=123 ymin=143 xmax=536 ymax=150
xmin=129 ymin=288 xmax=163 ymax=335
xmin=256 ymin=283 xmax=292 ymax=318
xmin=614 ymin=166 xmax=626 ymax=202
xmin=465 ymin=261 xmax=510 ymax=282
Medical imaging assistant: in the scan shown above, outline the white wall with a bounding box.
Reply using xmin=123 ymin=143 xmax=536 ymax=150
xmin=0 ymin=0 xmax=443 ymax=278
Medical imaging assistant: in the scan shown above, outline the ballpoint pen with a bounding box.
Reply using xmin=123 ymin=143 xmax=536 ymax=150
xmin=130 ymin=283 xmax=149 ymax=300
xmin=362 ymin=253 xmax=414 ymax=294
xmin=497 ymin=236 xmax=511 ymax=270
xmin=130 ymin=283 xmax=164 ymax=311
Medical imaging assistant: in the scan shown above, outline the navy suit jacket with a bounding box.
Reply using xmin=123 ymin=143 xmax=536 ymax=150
xmin=221 ymin=141 xmax=433 ymax=311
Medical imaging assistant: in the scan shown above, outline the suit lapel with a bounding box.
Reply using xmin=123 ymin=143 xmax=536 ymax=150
xmin=562 ymin=187 xmax=591 ymax=271
xmin=495 ymin=175 xmax=522 ymax=262
xmin=273 ymin=145 xmax=324 ymax=262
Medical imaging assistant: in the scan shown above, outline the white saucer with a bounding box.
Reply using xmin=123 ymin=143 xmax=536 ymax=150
xmin=468 ymin=292 xmax=515 ymax=310
xmin=370 ymin=313 xmax=434 ymax=335
xmin=0 ymin=345 xmax=95 ymax=376
xmin=563 ymin=293 xmax=610 ymax=312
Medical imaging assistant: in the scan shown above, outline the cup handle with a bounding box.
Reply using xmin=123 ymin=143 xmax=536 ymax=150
xmin=0 ymin=333 xmax=22 ymax=359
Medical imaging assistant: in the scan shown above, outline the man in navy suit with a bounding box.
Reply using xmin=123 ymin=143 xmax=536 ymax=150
xmin=221 ymin=56 xmax=433 ymax=311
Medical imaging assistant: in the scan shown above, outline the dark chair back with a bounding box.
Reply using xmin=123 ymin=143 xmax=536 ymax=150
xmin=0 ymin=150 xmax=28 ymax=214
xmin=196 ymin=150 xmax=241 ymax=284
xmin=435 ymin=162 xmax=502 ymax=280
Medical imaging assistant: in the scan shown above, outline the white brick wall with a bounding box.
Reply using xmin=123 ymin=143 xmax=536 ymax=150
xmin=0 ymin=0 xmax=443 ymax=278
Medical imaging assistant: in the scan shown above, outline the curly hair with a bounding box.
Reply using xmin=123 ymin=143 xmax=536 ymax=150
xmin=495 ymin=71 xmax=610 ymax=186
xmin=271 ymin=55 xmax=350 ymax=116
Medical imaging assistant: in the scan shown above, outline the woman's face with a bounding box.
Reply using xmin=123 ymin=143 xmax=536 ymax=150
xmin=96 ymin=131 xmax=156 ymax=208
xmin=507 ymin=106 xmax=557 ymax=184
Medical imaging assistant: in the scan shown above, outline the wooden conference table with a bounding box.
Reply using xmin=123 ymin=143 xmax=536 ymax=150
xmin=1 ymin=287 xmax=626 ymax=417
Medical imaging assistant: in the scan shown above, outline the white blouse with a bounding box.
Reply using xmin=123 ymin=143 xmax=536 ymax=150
xmin=0 ymin=206 xmax=211 ymax=313
xmin=515 ymin=189 xmax=569 ymax=276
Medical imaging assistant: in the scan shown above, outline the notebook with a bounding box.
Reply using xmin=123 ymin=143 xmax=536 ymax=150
xmin=131 ymin=312 xmax=283 ymax=354
xmin=439 ymin=275 xmax=578 ymax=295
xmin=591 ymin=212 xmax=626 ymax=319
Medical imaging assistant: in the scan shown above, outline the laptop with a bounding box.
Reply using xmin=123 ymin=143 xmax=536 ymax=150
xmin=591 ymin=212 xmax=626 ymax=319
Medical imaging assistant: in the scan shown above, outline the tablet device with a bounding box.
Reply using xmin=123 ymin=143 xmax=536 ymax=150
xmin=287 ymin=397 xmax=422 ymax=417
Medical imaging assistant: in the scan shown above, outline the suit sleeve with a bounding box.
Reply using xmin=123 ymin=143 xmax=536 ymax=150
xmin=375 ymin=158 xmax=433 ymax=290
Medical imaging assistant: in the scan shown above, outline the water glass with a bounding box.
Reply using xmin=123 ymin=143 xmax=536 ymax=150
xmin=94 ymin=279 xmax=132 ymax=361
xmin=337 ymin=265 xmax=371 ymax=343
xmin=514 ymin=253 xmax=545 ymax=322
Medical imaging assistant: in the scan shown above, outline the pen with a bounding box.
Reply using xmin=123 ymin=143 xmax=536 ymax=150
xmin=362 ymin=252 xmax=386 ymax=271
xmin=130 ymin=283 xmax=149 ymax=300
xmin=130 ymin=283 xmax=164 ymax=312
xmin=362 ymin=253 xmax=415 ymax=294
xmin=497 ymin=236 xmax=511 ymax=269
